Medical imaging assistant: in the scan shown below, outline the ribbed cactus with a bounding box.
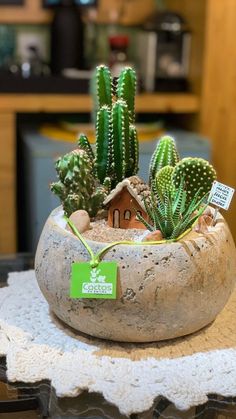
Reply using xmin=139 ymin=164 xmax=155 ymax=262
xmin=95 ymin=64 xmax=112 ymax=109
xmin=94 ymin=64 xmax=139 ymax=186
xmin=51 ymin=149 xmax=110 ymax=217
xmin=172 ymin=157 xmax=217 ymax=202
xmin=149 ymin=135 xmax=180 ymax=185
xmin=77 ymin=133 xmax=94 ymax=164
xmin=95 ymin=105 xmax=111 ymax=183
xmin=116 ymin=66 xmax=136 ymax=123
xmin=155 ymin=165 xmax=175 ymax=195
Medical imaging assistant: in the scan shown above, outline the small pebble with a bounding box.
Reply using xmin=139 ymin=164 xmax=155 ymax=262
xmin=143 ymin=230 xmax=163 ymax=242
xmin=194 ymin=214 xmax=213 ymax=234
xmin=67 ymin=210 xmax=90 ymax=234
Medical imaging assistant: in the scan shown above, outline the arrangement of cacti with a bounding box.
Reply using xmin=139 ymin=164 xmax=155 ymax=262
xmin=136 ymin=134 xmax=217 ymax=239
xmin=137 ymin=177 xmax=208 ymax=240
xmin=51 ymin=149 xmax=110 ymax=217
xmin=149 ymin=135 xmax=217 ymax=203
xmin=51 ymin=64 xmax=139 ymax=217
xmin=51 ymin=63 xmax=217 ymax=240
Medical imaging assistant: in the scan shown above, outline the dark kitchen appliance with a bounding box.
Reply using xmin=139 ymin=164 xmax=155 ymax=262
xmin=138 ymin=12 xmax=191 ymax=92
xmin=50 ymin=0 xmax=86 ymax=74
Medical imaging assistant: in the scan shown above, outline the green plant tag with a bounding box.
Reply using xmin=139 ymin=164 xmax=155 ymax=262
xmin=70 ymin=262 xmax=117 ymax=299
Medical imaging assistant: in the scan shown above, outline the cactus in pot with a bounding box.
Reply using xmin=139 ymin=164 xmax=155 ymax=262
xmin=51 ymin=64 xmax=139 ymax=216
xmin=172 ymin=157 xmax=217 ymax=202
xmin=149 ymin=135 xmax=180 ymax=185
xmin=94 ymin=65 xmax=139 ymax=186
xmin=51 ymin=148 xmax=110 ymax=217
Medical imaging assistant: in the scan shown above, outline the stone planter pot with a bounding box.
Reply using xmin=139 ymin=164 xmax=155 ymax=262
xmin=35 ymin=207 xmax=236 ymax=342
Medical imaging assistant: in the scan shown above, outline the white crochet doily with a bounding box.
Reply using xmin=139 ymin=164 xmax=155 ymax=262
xmin=0 ymin=270 xmax=236 ymax=416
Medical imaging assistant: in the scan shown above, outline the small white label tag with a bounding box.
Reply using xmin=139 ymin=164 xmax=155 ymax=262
xmin=209 ymin=181 xmax=235 ymax=210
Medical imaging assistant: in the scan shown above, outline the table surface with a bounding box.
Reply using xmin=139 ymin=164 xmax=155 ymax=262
xmin=0 ymin=254 xmax=236 ymax=419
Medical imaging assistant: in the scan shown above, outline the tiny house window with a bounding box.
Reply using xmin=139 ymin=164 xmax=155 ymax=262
xmin=135 ymin=210 xmax=142 ymax=220
xmin=124 ymin=210 xmax=131 ymax=220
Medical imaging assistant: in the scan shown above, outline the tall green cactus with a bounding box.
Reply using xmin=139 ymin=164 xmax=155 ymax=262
xmin=95 ymin=64 xmax=112 ymax=109
xmin=116 ymin=66 xmax=136 ymax=123
xmin=149 ymin=135 xmax=180 ymax=185
xmin=51 ymin=149 xmax=110 ymax=217
xmin=94 ymin=64 xmax=139 ymax=186
xmin=95 ymin=105 xmax=111 ymax=183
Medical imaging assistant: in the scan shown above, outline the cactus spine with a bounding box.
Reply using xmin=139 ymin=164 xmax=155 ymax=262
xmin=149 ymin=135 xmax=180 ymax=185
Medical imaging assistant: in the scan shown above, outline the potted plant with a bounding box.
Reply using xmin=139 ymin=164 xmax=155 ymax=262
xmin=35 ymin=65 xmax=236 ymax=343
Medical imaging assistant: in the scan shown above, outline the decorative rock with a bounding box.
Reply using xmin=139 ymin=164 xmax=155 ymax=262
xmin=195 ymin=214 xmax=213 ymax=234
xmin=35 ymin=206 xmax=236 ymax=343
xmin=68 ymin=210 xmax=90 ymax=234
xmin=143 ymin=230 xmax=163 ymax=242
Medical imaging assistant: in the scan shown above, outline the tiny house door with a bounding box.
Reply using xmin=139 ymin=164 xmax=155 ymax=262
xmin=113 ymin=209 xmax=120 ymax=228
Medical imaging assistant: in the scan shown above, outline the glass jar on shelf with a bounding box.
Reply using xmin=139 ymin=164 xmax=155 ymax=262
xmin=108 ymin=35 xmax=131 ymax=77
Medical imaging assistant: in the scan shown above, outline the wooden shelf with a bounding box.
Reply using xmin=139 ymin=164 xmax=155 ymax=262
xmin=0 ymin=93 xmax=200 ymax=114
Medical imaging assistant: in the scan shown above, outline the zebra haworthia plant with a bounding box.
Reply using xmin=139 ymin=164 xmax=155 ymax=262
xmin=139 ymin=134 xmax=217 ymax=239
xmin=137 ymin=178 xmax=209 ymax=240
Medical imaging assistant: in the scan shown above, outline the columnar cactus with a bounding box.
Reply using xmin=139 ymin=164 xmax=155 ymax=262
xmin=149 ymin=135 xmax=180 ymax=185
xmin=94 ymin=64 xmax=139 ymax=186
xmin=172 ymin=157 xmax=217 ymax=202
xmin=116 ymin=66 xmax=136 ymax=123
xmin=51 ymin=149 xmax=110 ymax=217
xmin=95 ymin=105 xmax=111 ymax=183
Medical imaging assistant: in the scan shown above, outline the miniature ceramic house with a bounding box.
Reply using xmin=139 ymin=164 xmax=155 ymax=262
xmin=103 ymin=176 xmax=150 ymax=229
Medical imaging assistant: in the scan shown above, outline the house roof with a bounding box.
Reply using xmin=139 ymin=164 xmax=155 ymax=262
xmin=103 ymin=176 xmax=151 ymax=211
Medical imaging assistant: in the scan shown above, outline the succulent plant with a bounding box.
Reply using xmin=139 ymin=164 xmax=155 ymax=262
xmin=51 ymin=149 xmax=110 ymax=217
xmin=116 ymin=66 xmax=136 ymax=123
xmin=94 ymin=64 xmax=139 ymax=186
xmin=172 ymin=157 xmax=217 ymax=202
xmin=137 ymin=177 xmax=209 ymax=240
xmin=149 ymin=135 xmax=180 ymax=185
xmin=77 ymin=133 xmax=94 ymax=164
xmin=155 ymin=165 xmax=175 ymax=195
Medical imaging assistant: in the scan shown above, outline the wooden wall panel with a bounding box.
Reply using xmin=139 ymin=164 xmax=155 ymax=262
xmin=0 ymin=113 xmax=16 ymax=253
xmin=200 ymin=0 xmax=236 ymax=239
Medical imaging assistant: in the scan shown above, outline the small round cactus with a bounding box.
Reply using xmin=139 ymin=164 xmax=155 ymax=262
xmin=172 ymin=157 xmax=217 ymax=201
xmin=155 ymin=165 xmax=175 ymax=195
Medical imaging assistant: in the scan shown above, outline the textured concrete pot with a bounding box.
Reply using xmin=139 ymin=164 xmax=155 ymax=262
xmin=35 ymin=207 xmax=236 ymax=342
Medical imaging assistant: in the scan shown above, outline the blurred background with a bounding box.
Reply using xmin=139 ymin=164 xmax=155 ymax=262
xmin=0 ymin=0 xmax=235 ymax=255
